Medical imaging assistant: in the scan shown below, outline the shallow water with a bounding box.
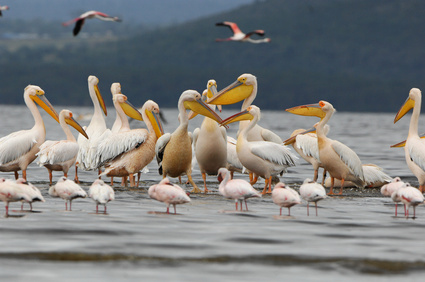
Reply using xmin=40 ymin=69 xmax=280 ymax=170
xmin=0 ymin=105 xmax=424 ymax=281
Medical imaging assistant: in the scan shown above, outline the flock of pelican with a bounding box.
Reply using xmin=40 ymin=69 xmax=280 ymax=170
xmin=0 ymin=74 xmax=424 ymax=218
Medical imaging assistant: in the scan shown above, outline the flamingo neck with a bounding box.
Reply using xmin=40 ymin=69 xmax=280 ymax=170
xmin=59 ymin=115 xmax=76 ymax=142
xmin=409 ymin=98 xmax=421 ymax=137
xmin=24 ymin=93 xmax=45 ymax=133
xmin=218 ymin=172 xmax=230 ymax=195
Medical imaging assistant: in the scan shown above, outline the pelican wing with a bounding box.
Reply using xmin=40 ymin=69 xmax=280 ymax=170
xmin=192 ymin=128 xmax=199 ymax=149
xmin=295 ymin=134 xmax=320 ymax=161
xmin=250 ymin=141 xmax=297 ymax=167
xmin=0 ymin=130 xmax=37 ymax=165
xmin=37 ymin=140 xmax=79 ymax=165
xmin=331 ymin=140 xmax=364 ymax=180
xmin=227 ymin=136 xmax=243 ymax=171
xmin=97 ymin=129 xmax=148 ymax=167
xmin=408 ymin=139 xmax=425 ymax=172
xmin=260 ymin=128 xmax=282 ymax=143
xmin=362 ymin=164 xmax=392 ymax=185
xmin=155 ymin=133 xmax=171 ymax=175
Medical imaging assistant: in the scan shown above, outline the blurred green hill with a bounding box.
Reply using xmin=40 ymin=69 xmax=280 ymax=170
xmin=1 ymin=0 xmax=425 ymax=112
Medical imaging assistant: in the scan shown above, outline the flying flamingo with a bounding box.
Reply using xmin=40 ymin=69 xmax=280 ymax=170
xmin=62 ymin=11 xmax=122 ymax=36
xmin=215 ymin=21 xmax=271 ymax=43
xmin=0 ymin=5 xmax=9 ymax=17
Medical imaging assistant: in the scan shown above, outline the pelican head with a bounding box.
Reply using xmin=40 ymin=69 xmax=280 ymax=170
xmin=61 ymin=109 xmax=89 ymax=139
xmin=220 ymin=105 xmax=259 ymax=127
xmin=110 ymin=82 xmax=122 ymax=95
xmin=394 ymin=88 xmax=421 ymax=123
xmin=88 ymin=75 xmax=107 ymax=116
xmin=114 ymin=93 xmax=144 ymax=121
xmin=142 ymin=100 xmax=164 ymax=139
xmin=206 ymin=73 xmax=256 ymax=106
xmin=25 ymin=85 xmax=60 ymax=123
xmin=180 ymin=90 xmax=223 ymax=123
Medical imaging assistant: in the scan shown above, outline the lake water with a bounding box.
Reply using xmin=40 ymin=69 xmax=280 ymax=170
xmin=0 ymin=104 xmax=424 ymax=281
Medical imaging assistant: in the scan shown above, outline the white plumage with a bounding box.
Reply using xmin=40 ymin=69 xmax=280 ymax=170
xmin=49 ymin=177 xmax=87 ymax=211
xmin=299 ymin=178 xmax=327 ymax=216
xmin=271 ymin=182 xmax=301 ymax=216
xmin=88 ymin=179 xmax=115 ymax=213
xmin=148 ymin=178 xmax=190 ymax=214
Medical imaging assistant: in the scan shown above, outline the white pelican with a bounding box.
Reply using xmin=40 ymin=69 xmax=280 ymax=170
xmin=286 ymin=101 xmax=365 ymax=195
xmin=148 ymin=178 xmax=190 ymax=214
xmin=155 ymin=90 xmax=223 ymax=193
xmin=88 ymin=179 xmax=115 ymax=213
xmin=15 ymin=178 xmax=45 ymax=211
xmin=76 ymin=75 xmax=108 ymax=181
xmin=0 ymin=85 xmax=59 ymax=181
xmin=207 ymin=73 xmax=281 ymax=143
xmin=49 ymin=177 xmax=87 ymax=211
xmin=217 ymin=167 xmax=261 ymax=211
xmin=271 ymin=182 xmax=301 ymax=216
xmin=393 ymin=88 xmax=425 ymax=193
xmin=0 ymin=5 xmax=9 ymax=17
xmin=324 ymin=164 xmax=392 ymax=188
xmin=299 ymin=178 xmax=327 ymax=216
xmin=381 ymin=177 xmax=406 ymax=217
xmin=37 ymin=110 xmax=88 ymax=185
xmin=0 ymin=178 xmax=32 ymax=216
xmin=221 ymin=105 xmax=297 ymax=194
xmin=96 ymin=97 xmax=163 ymax=187
xmin=215 ymin=21 xmax=271 ymax=43
xmin=62 ymin=10 xmax=122 ymax=36
xmin=394 ymin=183 xmax=424 ymax=218
xmin=192 ymin=80 xmax=227 ymax=193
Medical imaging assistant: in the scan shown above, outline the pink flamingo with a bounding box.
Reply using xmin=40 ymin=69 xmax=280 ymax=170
xmin=217 ymin=167 xmax=261 ymax=211
xmin=381 ymin=177 xmax=405 ymax=216
xmin=148 ymin=178 xmax=190 ymax=214
xmin=88 ymin=179 xmax=115 ymax=214
xmin=49 ymin=177 xmax=87 ymax=211
xmin=215 ymin=21 xmax=271 ymax=43
xmin=299 ymin=178 xmax=327 ymax=216
xmin=394 ymin=183 xmax=424 ymax=218
xmin=62 ymin=11 xmax=122 ymax=36
xmin=271 ymin=182 xmax=301 ymax=216
xmin=0 ymin=5 xmax=9 ymax=17
xmin=0 ymin=178 xmax=32 ymax=216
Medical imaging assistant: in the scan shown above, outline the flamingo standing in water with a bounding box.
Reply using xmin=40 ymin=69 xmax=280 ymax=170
xmin=148 ymin=178 xmax=190 ymax=214
xmin=217 ymin=167 xmax=261 ymax=211
xmin=271 ymin=182 xmax=301 ymax=216
xmin=0 ymin=178 xmax=32 ymax=216
xmin=393 ymin=183 xmax=424 ymax=218
xmin=381 ymin=177 xmax=406 ymax=217
xmin=88 ymin=179 xmax=115 ymax=214
xmin=62 ymin=10 xmax=122 ymax=36
xmin=299 ymin=178 xmax=327 ymax=216
xmin=215 ymin=21 xmax=270 ymax=43
xmin=49 ymin=177 xmax=87 ymax=211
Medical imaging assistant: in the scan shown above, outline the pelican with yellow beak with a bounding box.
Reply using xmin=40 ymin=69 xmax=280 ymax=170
xmin=96 ymin=95 xmax=164 ymax=187
xmin=207 ymin=73 xmax=282 ymax=143
xmin=76 ymin=75 xmax=109 ymax=181
xmin=37 ymin=110 xmax=88 ymax=185
xmin=192 ymin=80 xmax=227 ymax=193
xmin=0 ymin=85 xmax=60 ymax=181
xmin=155 ymin=90 xmax=223 ymax=193
xmin=221 ymin=105 xmax=297 ymax=194
xmin=393 ymin=88 xmax=425 ymax=192
xmin=286 ymin=101 xmax=365 ymax=195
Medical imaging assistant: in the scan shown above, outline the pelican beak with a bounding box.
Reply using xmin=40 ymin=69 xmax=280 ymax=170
xmin=285 ymin=103 xmax=326 ymax=119
xmin=65 ymin=113 xmax=88 ymax=139
xmin=206 ymin=79 xmax=253 ymax=105
xmin=394 ymin=97 xmax=415 ymax=123
xmin=183 ymin=98 xmax=223 ymax=124
xmin=120 ymin=99 xmax=143 ymax=121
xmin=94 ymin=84 xmax=108 ymax=116
xmin=146 ymin=109 xmax=164 ymax=139
xmin=220 ymin=108 xmax=253 ymax=127
xmin=31 ymin=91 xmax=60 ymax=123
xmin=208 ymin=84 xmax=223 ymax=112
xmin=283 ymin=127 xmax=316 ymax=145
xmin=390 ymin=140 xmax=406 ymax=148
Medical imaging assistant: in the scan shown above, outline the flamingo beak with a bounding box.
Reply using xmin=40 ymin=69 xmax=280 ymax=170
xmin=394 ymin=97 xmax=415 ymax=123
xmin=94 ymin=84 xmax=108 ymax=116
xmin=285 ymin=103 xmax=326 ymax=119
xmin=31 ymin=92 xmax=60 ymax=123
xmin=65 ymin=114 xmax=88 ymax=139
xmin=206 ymin=79 xmax=253 ymax=105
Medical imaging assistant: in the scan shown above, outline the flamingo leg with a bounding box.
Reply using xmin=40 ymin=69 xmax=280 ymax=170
xmin=395 ymin=203 xmax=398 ymax=217
xmin=306 ymin=202 xmax=310 ymax=216
xmin=5 ymin=202 xmax=9 ymax=216
xmin=65 ymin=202 xmax=68 ymax=211
xmin=287 ymin=207 xmax=291 ymax=216
xmin=315 ymin=202 xmax=318 ymax=216
xmin=166 ymin=206 xmax=170 ymax=214
xmin=21 ymin=202 xmax=24 ymax=211
xmin=245 ymin=199 xmax=248 ymax=211
xmin=104 ymin=205 xmax=107 ymax=214
xmin=48 ymin=168 xmax=53 ymax=186
xmin=240 ymin=200 xmax=243 ymax=211
xmin=69 ymin=201 xmax=72 ymax=211
xmin=96 ymin=204 xmax=99 ymax=213
xmin=174 ymin=204 xmax=177 ymax=214
xmin=202 ymin=173 xmax=209 ymax=194
xmin=235 ymin=201 xmax=238 ymax=211
xmin=280 ymin=207 xmax=282 ymax=216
